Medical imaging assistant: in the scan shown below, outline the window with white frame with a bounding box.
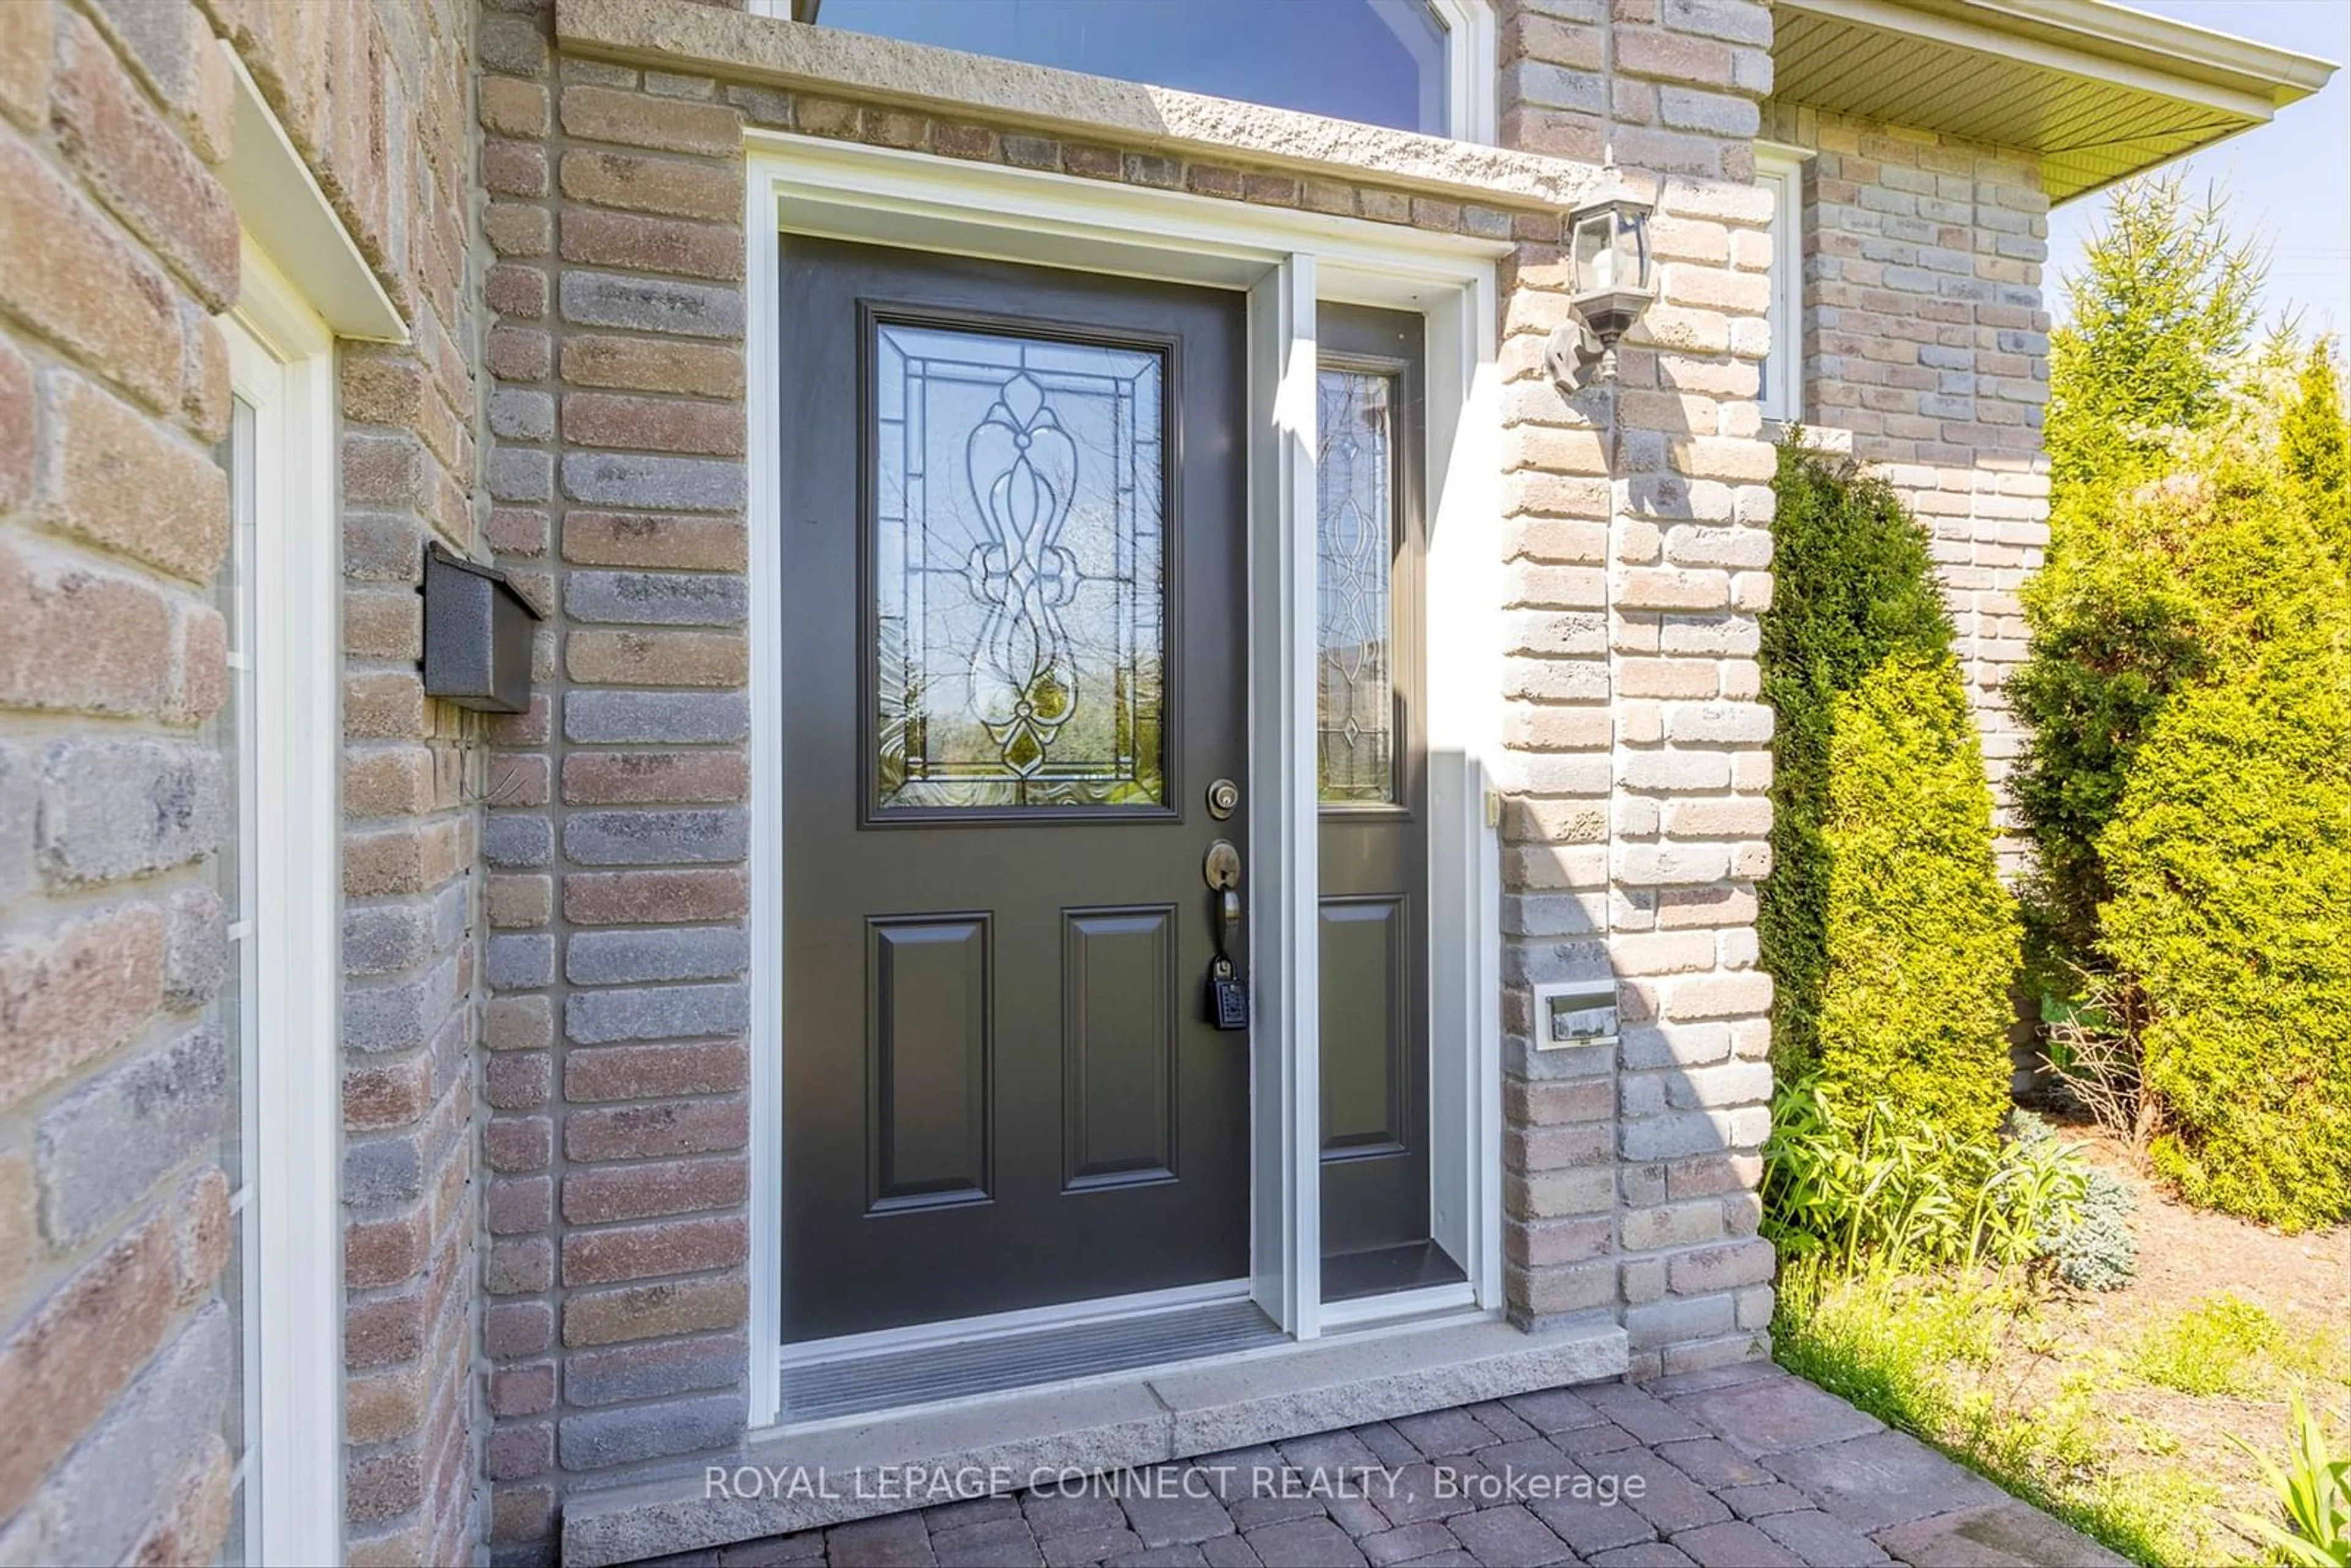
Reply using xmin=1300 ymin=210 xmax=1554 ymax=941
xmin=754 ymin=0 xmax=1496 ymax=141
xmin=1756 ymin=144 xmax=1807 ymax=424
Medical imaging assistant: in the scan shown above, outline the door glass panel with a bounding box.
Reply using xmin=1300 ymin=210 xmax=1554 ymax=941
xmin=1316 ymin=369 xmax=1398 ymax=804
xmin=874 ymin=322 xmax=1166 ymax=810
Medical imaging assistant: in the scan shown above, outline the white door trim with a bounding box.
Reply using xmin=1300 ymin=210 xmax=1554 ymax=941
xmin=220 ymin=238 xmax=345 ymax=1565
xmin=743 ymin=134 xmax=1507 ymax=1428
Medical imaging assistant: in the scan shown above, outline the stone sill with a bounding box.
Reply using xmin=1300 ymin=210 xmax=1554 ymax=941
xmin=558 ymin=1312 xmax=1627 ymax=1565
xmin=555 ymin=0 xmax=1606 ymax=212
xmin=1764 ymin=419 xmax=1855 ymax=454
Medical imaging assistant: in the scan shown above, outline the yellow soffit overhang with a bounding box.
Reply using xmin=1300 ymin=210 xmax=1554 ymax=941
xmin=1769 ymin=0 xmax=2338 ymax=203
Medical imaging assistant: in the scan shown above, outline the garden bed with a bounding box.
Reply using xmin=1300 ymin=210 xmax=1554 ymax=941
xmin=1775 ymin=1122 xmax=2351 ymax=1566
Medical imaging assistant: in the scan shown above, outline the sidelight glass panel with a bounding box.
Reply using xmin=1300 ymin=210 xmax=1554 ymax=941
xmin=874 ymin=322 xmax=1166 ymax=810
xmin=1315 ymin=369 xmax=1398 ymax=804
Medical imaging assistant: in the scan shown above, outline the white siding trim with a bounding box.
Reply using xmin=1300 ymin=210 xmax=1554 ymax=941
xmin=1756 ymin=144 xmax=1809 ymax=427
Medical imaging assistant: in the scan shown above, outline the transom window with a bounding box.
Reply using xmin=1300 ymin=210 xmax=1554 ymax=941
xmin=787 ymin=0 xmax=1455 ymax=136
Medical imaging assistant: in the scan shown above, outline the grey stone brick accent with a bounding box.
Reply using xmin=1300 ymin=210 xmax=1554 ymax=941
xmin=486 ymin=813 xmax=556 ymax=867
xmin=490 ymin=446 xmax=555 ymax=503
xmin=564 ymin=981 xmax=750 ymax=1045
xmin=563 ymin=571 xmax=748 ymax=627
xmin=36 ymin=739 xmax=225 ymax=887
xmin=566 ymin=925 xmax=748 ymax=986
xmin=345 ymin=1131 xmax=428 ymax=1207
xmin=0 ymin=740 xmax=33 ymax=902
xmin=561 ymin=452 xmax=747 ymax=512
xmin=344 ymin=955 xmax=463 ymax=1053
xmin=564 ymin=691 xmax=749 ymax=745
xmin=563 ymin=1332 xmax=746 ymax=1408
xmin=34 ymin=1024 xmax=227 ymax=1248
xmin=562 ymin=809 xmax=748 ymax=866
xmin=490 ymin=388 xmax=557 ymax=441
xmin=558 ymin=1392 xmax=743 ymax=1470
xmin=489 ymin=934 xmax=560 ymax=991
xmin=558 ymin=270 xmax=746 ymax=339
xmin=162 ymin=887 xmax=227 ymax=1010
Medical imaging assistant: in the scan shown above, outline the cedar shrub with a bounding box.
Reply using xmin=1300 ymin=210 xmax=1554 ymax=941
xmin=1760 ymin=441 xmax=2019 ymax=1142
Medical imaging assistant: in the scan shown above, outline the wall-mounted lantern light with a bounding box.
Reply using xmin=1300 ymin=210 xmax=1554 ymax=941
xmin=1546 ymin=193 xmax=1656 ymax=397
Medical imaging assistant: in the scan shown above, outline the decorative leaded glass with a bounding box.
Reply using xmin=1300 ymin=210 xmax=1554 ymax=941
xmin=1316 ymin=368 xmax=1397 ymax=805
xmin=875 ymin=322 xmax=1166 ymax=809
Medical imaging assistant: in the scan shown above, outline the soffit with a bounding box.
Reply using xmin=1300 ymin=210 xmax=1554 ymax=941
xmin=1770 ymin=0 xmax=2338 ymax=203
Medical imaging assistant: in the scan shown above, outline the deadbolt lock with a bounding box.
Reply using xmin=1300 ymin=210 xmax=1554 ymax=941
xmin=1206 ymin=778 xmax=1240 ymax=820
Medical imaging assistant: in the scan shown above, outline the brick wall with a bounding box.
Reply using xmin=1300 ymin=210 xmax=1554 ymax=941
xmin=1496 ymin=0 xmax=1782 ymax=1378
xmin=473 ymin=9 xmax=759 ymax=1558
xmin=1762 ymin=100 xmax=2054 ymax=865
xmin=0 ymin=0 xmax=485 ymax=1561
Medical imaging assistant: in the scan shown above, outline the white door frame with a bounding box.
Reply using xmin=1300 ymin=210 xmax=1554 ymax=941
xmin=219 ymin=239 xmax=346 ymax=1562
xmin=743 ymin=135 xmax=1508 ymax=1428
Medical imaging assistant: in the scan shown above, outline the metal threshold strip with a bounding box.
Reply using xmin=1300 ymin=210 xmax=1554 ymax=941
xmin=780 ymin=1298 xmax=1286 ymax=1424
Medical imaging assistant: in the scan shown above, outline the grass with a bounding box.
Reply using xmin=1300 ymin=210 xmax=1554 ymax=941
xmin=2131 ymin=1295 xmax=2279 ymax=1395
xmin=1774 ymin=1255 xmax=2223 ymax=1567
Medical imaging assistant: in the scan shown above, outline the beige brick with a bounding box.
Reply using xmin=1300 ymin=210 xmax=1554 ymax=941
xmin=345 ymin=672 xmax=428 ymax=740
xmin=0 ymin=139 xmax=182 ymax=413
xmin=562 ymin=510 xmax=746 ymax=570
xmin=562 ymin=751 xmax=749 ymax=805
xmin=0 ymin=1152 xmax=33 ymax=1313
xmin=0 ymin=542 xmax=173 ymax=716
xmin=561 ymin=392 xmax=744 ymax=457
xmin=562 ymin=1274 xmax=748 ymax=1347
xmin=0 ymin=1 xmax=51 ymax=128
xmin=46 ymin=372 xmax=229 ymax=584
xmin=0 ymin=333 xmax=33 ymax=512
xmin=565 ymin=628 xmax=746 ymax=686
xmin=560 ymin=336 xmax=743 ymax=399
xmin=343 ymin=746 xmax=437 ymax=819
xmin=479 ymin=76 xmax=550 ymax=138
xmin=53 ymin=12 xmax=239 ymax=309
xmin=560 ymin=84 xmax=742 ymax=157
xmin=560 ymin=208 xmax=743 ymax=282
xmin=559 ymin=149 xmax=740 ymax=223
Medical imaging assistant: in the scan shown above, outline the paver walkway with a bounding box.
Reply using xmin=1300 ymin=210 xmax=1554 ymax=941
xmin=640 ymin=1362 xmax=2125 ymax=1568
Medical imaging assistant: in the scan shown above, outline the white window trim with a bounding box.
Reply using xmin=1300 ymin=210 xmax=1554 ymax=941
xmin=743 ymin=135 xmax=1508 ymax=1428
xmin=1756 ymin=143 xmax=1809 ymax=426
xmin=220 ymin=239 xmax=346 ymax=1566
xmin=743 ymin=0 xmax=1499 ymax=144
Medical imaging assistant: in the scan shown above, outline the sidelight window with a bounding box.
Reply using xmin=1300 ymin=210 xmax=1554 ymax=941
xmin=1314 ymin=367 xmax=1401 ymax=805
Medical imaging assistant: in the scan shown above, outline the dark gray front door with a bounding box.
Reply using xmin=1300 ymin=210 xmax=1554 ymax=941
xmin=779 ymin=238 xmax=1250 ymax=1343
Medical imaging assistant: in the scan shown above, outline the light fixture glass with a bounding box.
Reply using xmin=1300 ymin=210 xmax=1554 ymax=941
xmin=1567 ymin=196 xmax=1655 ymax=348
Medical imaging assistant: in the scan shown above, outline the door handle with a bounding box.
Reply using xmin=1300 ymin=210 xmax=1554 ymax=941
xmin=1204 ymin=839 xmax=1248 ymax=1030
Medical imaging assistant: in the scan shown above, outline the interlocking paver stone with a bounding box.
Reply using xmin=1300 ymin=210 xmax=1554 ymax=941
xmin=1040 ymin=1526 xmax=1145 ymax=1567
xmin=1873 ymin=1500 xmax=2131 ymax=1567
xmin=1245 ymin=1517 xmax=1370 ymax=1567
xmin=1668 ymin=1521 xmax=1804 ymax=1567
xmin=1715 ymin=1482 xmax=1812 ymax=1520
xmin=1359 ymin=1521 xmax=1461 ymax=1566
xmin=1754 ymin=1507 xmax=1893 ymax=1566
xmin=691 ymin=1367 xmax=2115 ymax=1568
xmin=1393 ymin=1408 xmax=1501 ymax=1458
xmin=826 ymin=1512 xmax=934 ymax=1567
xmin=927 ymin=1517 xmax=1045 ymax=1567
xmin=1652 ymin=1438 xmax=1774 ymax=1489
xmin=1668 ymin=1377 xmax=1883 ymax=1460
xmin=1580 ymin=1387 xmax=1711 ymax=1446
xmin=1123 ymin=1492 xmax=1237 ymax=1547
xmin=1764 ymin=1430 xmax=2005 ymax=1534
xmin=1528 ymin=1494 xmax=1658 ymax=1558
xmin=1588 ymin=1543 xmax=1696 ymax=1567
xmin=1464 ymin=1401 xmax=1539 ymax=1444
xmin=1447 ymin=1504 xmax=1575 ymax=1566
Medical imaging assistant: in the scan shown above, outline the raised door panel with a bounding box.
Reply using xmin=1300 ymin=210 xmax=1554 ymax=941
xmin=867 ymin=915 xmax=991 ymax=1211
xmin=1063 ymin=906 xmax=1179 ymax=1189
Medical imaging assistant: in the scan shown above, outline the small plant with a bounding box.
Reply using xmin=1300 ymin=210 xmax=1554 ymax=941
xmin=2132 ymin=1296 xmax=2279 ymax=1395
xmin=2233 ymin=1395 xmax=2351 ymax=1567
xmin=1763 ymin=1079 xmax=2087 ymax=1275
xmin=2008 ymin=1112 xmax=2139 ymax=1291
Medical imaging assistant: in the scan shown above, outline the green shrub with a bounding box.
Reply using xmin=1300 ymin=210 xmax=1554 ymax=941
xmin=1761 ymin=443 xmax=2015 ymax=1139
xmin=2009 ymin=1111 xmax=2138 ymax=1291
xmin=2132 ymin=1296 xmax=2280 ymax=1395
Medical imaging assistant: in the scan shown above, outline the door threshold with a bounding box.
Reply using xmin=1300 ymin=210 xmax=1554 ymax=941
xmin=779 ymin=1294 xmax=1283 ymax=1424
xmin=561 ymin=1312 xmax=1629 ymax=1567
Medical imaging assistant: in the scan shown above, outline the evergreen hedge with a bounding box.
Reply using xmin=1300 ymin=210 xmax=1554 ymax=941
xmin=1760 ymin=443 xmax=2020 ymax=1144
xmin=2093 ymin=441 xmax=2351 ymax=1229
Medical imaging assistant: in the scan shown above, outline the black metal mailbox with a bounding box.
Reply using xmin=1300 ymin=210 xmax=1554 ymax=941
xmin=422 ymin=544 xmax=542 ymax=714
